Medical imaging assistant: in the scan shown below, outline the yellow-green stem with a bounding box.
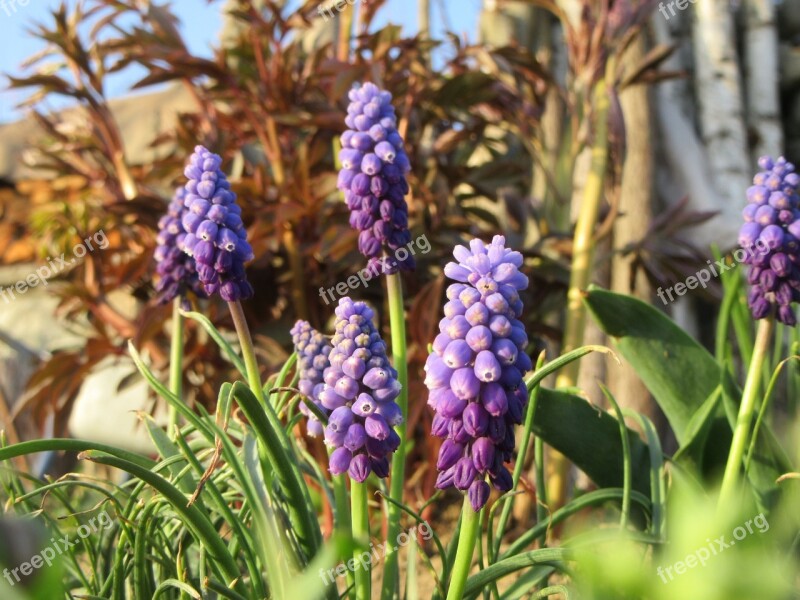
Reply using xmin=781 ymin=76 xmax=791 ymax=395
xmin=381 ymin=272 xmax=408 ymax=600
xmin=446 ymin=497 xmax=480 ymax=600
xmin=331 ymin=467 xmax=355 ymax=594
xmin=228 ymin=301 xmax=266 ymax=403
xmin=351 ymin=481 xmax=371 ymax=600
xmin=718 ymin=317 xmax=775 ymax=510
xmin=550 ymin=78 xmax=611 ymax=507
xmin=168 ymin=298 xmax=184 ymax=439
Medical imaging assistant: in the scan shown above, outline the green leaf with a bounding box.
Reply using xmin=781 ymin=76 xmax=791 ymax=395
xmin=501 ymin=489 xmax=651 ymax=559
xmin=231 ymin=381 xmax=322 ymax=563
xmin=584 ymin=286 xmax=719 ymax=444
xmin=463 ymin=549 xmax=571 ymax=595
xmin=128 ymin=341 xmax=215 ymax=444
xmin=141 ymin=415 xmax=196 ymax=493
xmin=0 ymin=438 xmax=155 ymax=470
xmin=79 ymin=450 xmax=246 ymax=596
xmin=671 ymin=385 xmax=722 ymax=466
xmin=533 ymin=388 xmax=652 ymax=497
xmin=525 ymin=345 xmax=618 ymax=393
xmin=584 ymin=287 xmax=791 ymax=512
xmin=285 ymin=533 xmax=358 ymax=600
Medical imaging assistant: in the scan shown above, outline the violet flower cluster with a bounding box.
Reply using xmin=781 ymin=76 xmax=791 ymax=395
xmin=154 ymin=186 xmax=206 ymax=305
xmin=290 ymin=320 xmax=333 ymax=437
xmin=180 ymin=146 xmax=255 ymax=302
xmin=320 ymin=298 xmax=403 ymax=482
xmin=424 ymin=236 xmax=532 ymax=511
xmin=740 ymin=156 xmax=800 ymax=326
xmin=337 ymin=83 xmax=414 ymax=275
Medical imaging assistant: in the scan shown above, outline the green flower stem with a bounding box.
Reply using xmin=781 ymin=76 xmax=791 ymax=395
xmin=331 ymin=467 xmax=355 ymax=594
xmin=550 ymin=77 xmax=611 ymax=507
xmin=381 ymin=271 xmax=408 ymax=600
xmin=228 ymin=301 xmax=266 ymax=404
xmin=718 ymin=316 xmax=775 ymax=509
xmin=351 ymin=481 xmax=371 ymax=600
xmin=227 ymin=300 xmax=323 ymax=563
xmin=446 ymin=497 xmax=481 ymax=600
xmin=492 ymin=352 xmax=546 ymax=560
xmin=168 ymin=298 xmax=184 ymax=439
xmin=489 ymin=352 xmax=545 ymax=563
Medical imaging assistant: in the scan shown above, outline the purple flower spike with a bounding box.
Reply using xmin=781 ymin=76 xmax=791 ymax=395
xmin=182 ymin=146 xmax=254 ymax=302
xmin=154 ymin=186 xmax=207 ymax=305
xmin=291 ymin=320 xmax=333 ymax=437
xmin=424 ymin=235 xmax=531 ymax=510
xmin=740 ymin=156 xmax=800 ymax=326
xmin=321 ymin=298 xmax=403 ymax=480
xmin=338 ymin=83 xmax=415 ymax=275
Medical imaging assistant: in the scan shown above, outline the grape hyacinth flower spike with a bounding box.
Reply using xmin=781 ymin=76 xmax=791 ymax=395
xmin=154 ymin=186 xmax=206 ymax=305
xmin=290 ymin=320 xmax=333 ymax=437
xmin=180 ymin=144 xmax=325 ymax=559
xmin=424 ymin=235 xmax=531 ymax=511
xmin=181 ymin=145 xmax=255 ymax=302
xmin=320 ymin=298 xmax=403 ymax=482
xmin=740 ymin=155 xmax=800 ymax=326
xmin=338 ymin=83 xmax=414 ymax=275
xmin=719 ymin=156 xmax=800 ymax=510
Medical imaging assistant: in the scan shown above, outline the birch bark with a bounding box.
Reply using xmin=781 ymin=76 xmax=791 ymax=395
xmin=652 ymin=13 xmax=740 ymax=249
xmin=743 ymin=0 xmax=784 ymax=159
xmin=692 ymin=0 xmax=751 ymax=215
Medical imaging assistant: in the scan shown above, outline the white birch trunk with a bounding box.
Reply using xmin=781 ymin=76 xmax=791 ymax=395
xmin=692 ymin=0 xmax=751 ymax=214
xmin=743 ymin=0 xmax=783 ymax=159
xmin=651 ymin=14 xmax=740 ymax=250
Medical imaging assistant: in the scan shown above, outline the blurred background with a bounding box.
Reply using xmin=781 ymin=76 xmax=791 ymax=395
xmin=0 ymin=0 xmax=799 ymax=522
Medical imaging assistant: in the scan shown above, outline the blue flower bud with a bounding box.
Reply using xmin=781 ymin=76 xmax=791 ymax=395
xmin=329 ymin=447 xmax=353 ymax=475
xmin=454 ymin=458 xmax=478 ymax=491
xmin=349 ymin=454 xmax=371 ymax=483
xmin=468 ymin=480 xmax=491 ymax=511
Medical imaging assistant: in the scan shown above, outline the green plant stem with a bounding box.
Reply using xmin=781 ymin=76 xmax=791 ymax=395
xmin=168 ymin=298 xmax=184 ymax=439
xmin=446 ymin=497 xmax=480 ymax=600
xmin=382 ymin=271 xmax=408 ymax=600
xmin=534 ymin=436 xmax=547 ymax=527
xmin=332 ymin=469 xmax=356 ymax=594
xmin=550 ymin=77 xmax=611 ymax=507
xmin=228 ymin=301 xmax=266 ymax=403
xmin=745 ymin=357 xmax=799 ymax=474
xmin=718 ymin=317 xmax=775 ymax=509
xmin=351 ymin=481 xmax=371 ymax=600
xmin=227 ymin=301 xmax=323 ymax=564
xmin=492 ymin=353 xmax=546 ymax=560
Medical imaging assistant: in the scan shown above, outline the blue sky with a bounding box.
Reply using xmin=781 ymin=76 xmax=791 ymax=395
xmin=0 ymin=0 xmax=481 ymax=124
